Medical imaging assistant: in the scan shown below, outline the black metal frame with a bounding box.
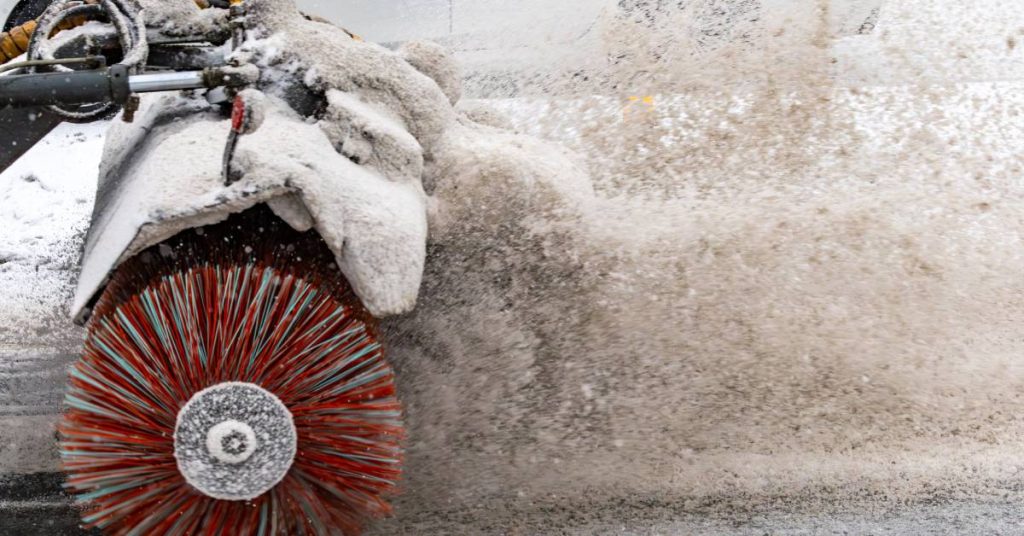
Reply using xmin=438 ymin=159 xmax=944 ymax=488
xmin=2 ymin=1 xmax=67 ymax=173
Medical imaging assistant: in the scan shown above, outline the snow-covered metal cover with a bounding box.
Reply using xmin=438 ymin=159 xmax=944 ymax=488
xmin=73 ymin=0 xmax=453 ymax=321
xmin=58 ymin=0 xmax=891 ymax=322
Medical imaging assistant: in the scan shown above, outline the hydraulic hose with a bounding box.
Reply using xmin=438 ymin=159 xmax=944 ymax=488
xmin=0 ymin=20 xmax=36 ymax=64
xmin=23 ymin=0 xmax=148 ymax=120
xmin=1 ymin=0 xmax=354 ymax=66
xmin=0 ymin=1 xmax=108 ymax=64
xmin=0 ymin=0 xmax=221 ymax=67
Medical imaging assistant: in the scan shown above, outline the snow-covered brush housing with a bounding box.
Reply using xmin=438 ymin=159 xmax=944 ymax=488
xmin=55 ymin=0 xmax=595 ymax=533
xmin=74 ymin=0 xmax=592 ymax=324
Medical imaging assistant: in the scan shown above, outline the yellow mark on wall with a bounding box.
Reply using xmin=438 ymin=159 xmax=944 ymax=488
xmin=623 ymin=96 xmax=657 ymax=120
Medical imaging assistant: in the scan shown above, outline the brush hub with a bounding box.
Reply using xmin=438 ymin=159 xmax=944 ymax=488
xmin=174 ymin=382 xmax=297 ymax=501
xmin=206 ymin=419 xmax=258 ymax=465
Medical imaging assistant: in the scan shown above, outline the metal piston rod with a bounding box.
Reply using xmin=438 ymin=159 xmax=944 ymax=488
xmin=0 ymin=64 xmax=256 ymax=173
xmin=0 ymin=64 xmax=256 ymax=107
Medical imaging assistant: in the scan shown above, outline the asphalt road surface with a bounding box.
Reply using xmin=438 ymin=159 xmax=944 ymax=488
xmin=3 ymin=471 xmax=1022 ymax=536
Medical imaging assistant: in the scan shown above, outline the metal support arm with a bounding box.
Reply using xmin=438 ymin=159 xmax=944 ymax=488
xmin=0 ymin=65 xmax=257 ymax=107
xmin=0 ymin=64 xmax=257 ymax=173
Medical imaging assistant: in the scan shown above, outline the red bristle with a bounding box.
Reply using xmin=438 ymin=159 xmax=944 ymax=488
xmin=59 ymin=207 xmax=405 ymax=535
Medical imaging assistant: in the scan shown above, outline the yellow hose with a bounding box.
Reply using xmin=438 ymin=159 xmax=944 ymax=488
xmin=1 ymin=0 xmax=210 ymax=65
xmin=0 ymin=1 xmax=102 ymax=65
xmin=0 ymin=20 xmax=36 ymax=64
xmin=1 ymin=0 xmax=358 ymax=66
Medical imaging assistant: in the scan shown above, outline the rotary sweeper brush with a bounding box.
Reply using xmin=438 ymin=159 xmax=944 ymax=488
xmin=0 ymin=0 xmax=432 ymax=533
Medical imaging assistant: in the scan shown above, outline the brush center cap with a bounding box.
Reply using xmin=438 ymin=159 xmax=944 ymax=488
xmin=174 ymin=382 xmax=297 ymax=501
xmin=206 ymin=420 xmax=257 ymax=464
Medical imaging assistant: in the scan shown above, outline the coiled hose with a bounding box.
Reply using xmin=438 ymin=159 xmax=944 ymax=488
xmin=22 ymin=0 xmax=149 ymax=120
xmin=0 ymin=0 xmax=118 ymax=64
xmin=2 ymin=1 xmax=355 ymax=66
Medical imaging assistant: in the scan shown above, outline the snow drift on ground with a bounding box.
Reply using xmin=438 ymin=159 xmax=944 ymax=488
xmin=0 ymin=122 xmax=105 ymax=345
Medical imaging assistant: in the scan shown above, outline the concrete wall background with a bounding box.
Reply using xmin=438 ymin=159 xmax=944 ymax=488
xmin=298 ymin=0 xmax=882 ymax=43
xmin=298 ymin=0 xmax=1024 ymax=99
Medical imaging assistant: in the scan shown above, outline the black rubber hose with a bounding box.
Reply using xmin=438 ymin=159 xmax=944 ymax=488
xmin=25 ymin=0 xmax=147 ymax=121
